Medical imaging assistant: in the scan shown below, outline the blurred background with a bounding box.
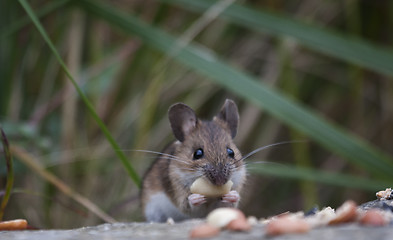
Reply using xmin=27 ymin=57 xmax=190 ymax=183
xmin=1 ymin=0 xmax=393 ymax=229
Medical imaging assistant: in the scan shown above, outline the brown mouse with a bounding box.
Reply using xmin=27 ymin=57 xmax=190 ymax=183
xmin=140 ymin=99 xmax=246 ymax=222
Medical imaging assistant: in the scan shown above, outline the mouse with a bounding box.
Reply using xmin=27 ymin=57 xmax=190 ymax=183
xmin=140 ymin=99 xmax=246 ymax=222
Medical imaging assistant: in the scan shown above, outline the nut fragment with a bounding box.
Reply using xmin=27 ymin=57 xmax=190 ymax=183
xmin=190 ymin=178 xmax=233 ymax=197
xmin=306 ymin=207 xmax=336 ymax=228
xmin=206 ymin=208 xmax=244 ymax=228
xmin=329 ymin=200 xmax=357 ymax=225
xmin=359 ymin=210 xmax=387 ymax=226
xmin=266 ymin=216 xmax=310 ymax=236
xmin=226 ymin=218 xmax=251 ymax=231
xmin=0 ymin=219 xmax=28 ymax=231
xmin=189 ymin=224 xmax=220 ymax=239
xmin=166 ymin=218 xmax=175 ymax=225
xmin=247 ymin=216 xmax=258 ymax=226
xmin=376 ymin=188 xmax=393 ymax=200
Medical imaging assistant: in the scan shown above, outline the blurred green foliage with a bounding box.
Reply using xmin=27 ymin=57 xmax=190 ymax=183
xmin=0 ymin=0 xmax=393 ymax=229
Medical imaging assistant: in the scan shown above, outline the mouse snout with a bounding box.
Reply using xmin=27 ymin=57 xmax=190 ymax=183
xmin=204 ymin=163 xmax=230 ymax=186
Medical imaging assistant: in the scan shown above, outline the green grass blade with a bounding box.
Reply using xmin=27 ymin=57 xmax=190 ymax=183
xmin=249 ymin=164 xmax=390 ymax=191
xmin=0 ymin=127 xmax=14 ymax=221
xmin=1 ymin=0 xmax=70 ymax=39
xmin=18 ymin=0 xmax=141 ymax=188
xmin=76 ymin=0 xmax=393 ymax=182
xmin=162 ymin=0 xmax=393 ymax=77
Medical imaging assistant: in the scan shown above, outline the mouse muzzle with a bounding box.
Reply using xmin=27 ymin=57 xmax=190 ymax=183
xmin=203 ymin=162 xmax=230 ymax=186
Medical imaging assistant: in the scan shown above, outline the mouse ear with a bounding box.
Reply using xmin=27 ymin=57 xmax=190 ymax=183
xmin=215 ymin=99 xmax=239 ymax=138
xmin=168 ymin=103 xmax=197 ymax=142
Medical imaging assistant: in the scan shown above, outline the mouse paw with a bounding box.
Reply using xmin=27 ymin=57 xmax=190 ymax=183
xmin=221 ymin=190 xmax=240 ymax=203
xmin=188 ymin=193 xmax=207 ymax=206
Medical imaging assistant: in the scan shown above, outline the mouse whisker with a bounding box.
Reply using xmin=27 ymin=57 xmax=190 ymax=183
xmin=123 ymin=149 xmax=193 ymax=166
xmin=230 ymin=159 xmax=285 ymax=172
xmin=244 ymin=161 xmax=285 ymax=167
xmin=127 ymin=149 xmax=187 ymax=162
xmin=178 ymin=167 xmax=196 ymax=172
xmin=229 ymin=162 xmax=247 ymax=171
xmin=192 ymin=166 xmax=206 ymax=175
xmin=193 ymin=171 xmax=205 ymax=180
xmin=158 ymin=156 xmax=192 ymax=165
xmin=232 ymin=140 xmax=306 ymax=165
xmin=244 ymin=163 xmax=287 ymax=171
xmin=128 ymin=154 xmax=190 ymax=166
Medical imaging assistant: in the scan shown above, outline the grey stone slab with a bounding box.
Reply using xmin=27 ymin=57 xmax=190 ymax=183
xmin=1 ymin=220 xmax=393 ymax=240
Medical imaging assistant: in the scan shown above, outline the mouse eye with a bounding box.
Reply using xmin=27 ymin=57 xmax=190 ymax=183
xmin=193 ymin=148 xmax=204 ymax=160
xmin=227 ymin=148 xmax=235 ymax=158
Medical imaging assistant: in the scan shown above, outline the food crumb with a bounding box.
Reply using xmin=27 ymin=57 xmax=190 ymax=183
xmin=376 ymin=188 xmax=393 ymax=200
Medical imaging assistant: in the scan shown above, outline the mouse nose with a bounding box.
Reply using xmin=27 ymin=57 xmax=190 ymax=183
xmin=204 ymin=163 xmax=230 ymax=186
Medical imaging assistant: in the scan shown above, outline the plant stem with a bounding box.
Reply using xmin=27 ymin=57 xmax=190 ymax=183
xmin=0 ymin=127 xmax=14 ymax=221
xmin=18 ymin=0 xmax=141 ymax=188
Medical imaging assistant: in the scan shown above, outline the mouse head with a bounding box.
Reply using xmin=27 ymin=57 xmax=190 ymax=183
xmin=168 ymin=99 xmax=243 ymax=186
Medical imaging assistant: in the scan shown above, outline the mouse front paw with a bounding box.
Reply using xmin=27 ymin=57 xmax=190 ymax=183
xmin=221 ymin=190 xmax=240 ymax=203
xmin=188 ymin=193 xmax=207 ymax=206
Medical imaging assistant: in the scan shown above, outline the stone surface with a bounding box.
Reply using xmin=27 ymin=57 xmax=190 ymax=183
xmin=2 ymin=199 xmax=393 ymax=240
xmin=1 ymin=220 xmax=393 ymax=240
xmin=360 ymin=199 xmax=393 ymax=211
